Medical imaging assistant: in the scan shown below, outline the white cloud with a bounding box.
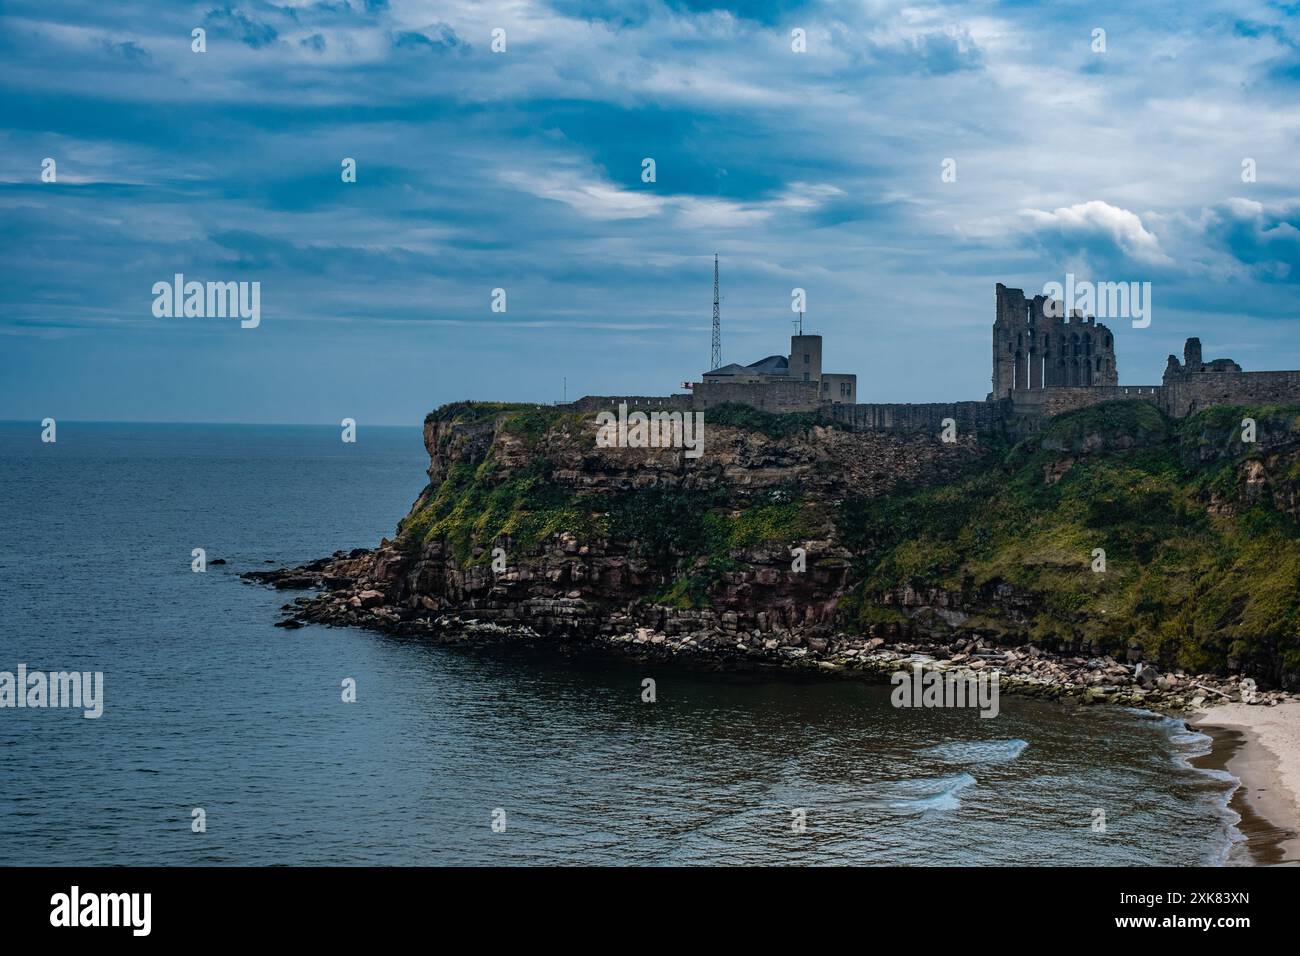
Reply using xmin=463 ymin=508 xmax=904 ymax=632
xmin=1022 ymin=200 xmax=1174 ymax=267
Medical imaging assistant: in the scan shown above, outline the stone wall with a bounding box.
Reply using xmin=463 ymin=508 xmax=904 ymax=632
xmin=1161 ymin=371 xmax=1300 ymax=418
xmin=567 ymin=372 xmax=1300 ymax=440
xmin=822 ymin=400 xmax=1007 ymax=434
xmin=693 ymin=378 xmax=822 ymax=412
xmin=566 ymin=394 xmax=693 ymax=413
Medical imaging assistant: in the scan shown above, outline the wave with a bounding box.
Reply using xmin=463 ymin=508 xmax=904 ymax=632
xmin=890 ymin=772 xmax=977 ymax=814
xmin=922 ymin=738 xmax=1028 ymax=764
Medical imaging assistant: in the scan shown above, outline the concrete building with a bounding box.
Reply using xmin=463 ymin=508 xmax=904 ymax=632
xmin=696 ymin=333 xmax=856 ymax=408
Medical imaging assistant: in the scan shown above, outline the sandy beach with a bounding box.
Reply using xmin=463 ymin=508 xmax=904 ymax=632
xmin=1191 ymin=701 xmax=1300 ymax=865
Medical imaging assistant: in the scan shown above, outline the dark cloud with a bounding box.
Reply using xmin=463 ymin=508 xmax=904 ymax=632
xmin=390 ymin=23 xmax=463 ymax=52
xmin=99 ymin=39 xmax=151 ymax=63
xmin=1202 ymin=200 xmax=1300 ymax=283
xmin=204 ymin=6 xmax=280 ymax=48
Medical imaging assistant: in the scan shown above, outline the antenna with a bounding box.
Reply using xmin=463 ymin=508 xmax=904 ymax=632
xmin=711 ymin=254 xmax=721 ymax=370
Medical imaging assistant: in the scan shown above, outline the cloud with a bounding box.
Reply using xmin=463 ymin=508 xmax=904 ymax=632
xmin=99 ymin=38 xmax=150 ymax=62
xmin=204 ymin=6 xmax=280 ymax=49
xmin=1199 ymin=198 xmax=1300 ymax=282
xmin=390 ymin=23 xmax=463 ymax=51
xmin=1021 ymin=201 xmax=1174 ymax=268
xmin=6 ymin=0 xmax=1300 ymax=422
xmin=499 ymin=169 xmax=667 ymax=220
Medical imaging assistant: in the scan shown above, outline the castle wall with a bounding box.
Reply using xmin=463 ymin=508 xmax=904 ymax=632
xmin=693 ymin=379 xmax=822 ymax=412
xmin=823 ymin=400 xmax=1006 ymax=434
xmin=1161 ymin=371 xmax=1300 ymax=418
xmin=567 ymin=394 xmax=693 ymax=413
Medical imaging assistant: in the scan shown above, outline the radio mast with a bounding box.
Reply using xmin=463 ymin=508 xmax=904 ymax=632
xmin=711 ymin=254 xmax=721 ymax=370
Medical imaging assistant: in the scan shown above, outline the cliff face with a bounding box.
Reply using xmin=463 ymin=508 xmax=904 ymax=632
xmin=291 ymin=400 xmax=1300 ymax=690
xmin=375 ymin=402 xmax=991 ymax=642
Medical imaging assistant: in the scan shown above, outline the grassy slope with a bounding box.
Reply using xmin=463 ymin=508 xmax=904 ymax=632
xmin=839 ymin=402 xmax=1300 ymax=676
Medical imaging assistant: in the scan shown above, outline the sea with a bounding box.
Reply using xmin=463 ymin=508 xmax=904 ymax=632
xmin=0 ymin=421 xmax=1245 ymax=865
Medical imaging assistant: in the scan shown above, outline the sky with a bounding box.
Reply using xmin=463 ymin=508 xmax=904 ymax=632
xmin=2 ymin=0 xmax=1300 ymax=425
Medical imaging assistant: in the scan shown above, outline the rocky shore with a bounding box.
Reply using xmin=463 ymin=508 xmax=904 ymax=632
xmin=244 ymin=549 xmax=1295 ymax=715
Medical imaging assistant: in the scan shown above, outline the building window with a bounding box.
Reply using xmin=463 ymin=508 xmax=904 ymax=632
xmin=822 ymin=382 xmax=829 ymax=392
xmin=840 ymin=382 xmax=851 ymax=397
xmin=803 ymin=354 xmax=810 ymax=364
xmin=803 ymin=372 xmax=809 ymax=381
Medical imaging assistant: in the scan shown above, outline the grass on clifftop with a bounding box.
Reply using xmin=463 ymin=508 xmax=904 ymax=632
xmin=703 ymin=403 xmax=821 ymax=438
xmin=400 ymin=458 xmax=603 ymax=563
xmin=425 ymin=400 xmax=539 ymax=427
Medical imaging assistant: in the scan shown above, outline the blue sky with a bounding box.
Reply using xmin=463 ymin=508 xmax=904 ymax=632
xmin=2 ymin=0 xmax=1299 ymax=424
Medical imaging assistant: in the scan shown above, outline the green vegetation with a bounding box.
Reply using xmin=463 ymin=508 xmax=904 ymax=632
xmin=425 ymin=400 xmax=539 ymax=427
xmin=1037 ymin=400 xmax=1168 ymax=450
xmin=838 ymin=402 xmax=1300 ymax=676
xmin=703 ymin=403 xmax=821 ymax=438
xmin=407 ymin=396 xmax=1300 ymax=677
xmin=400 ymin=458 xmax=603 ymax=563
xmin=601 ymin=485 xmax=824 ymax=606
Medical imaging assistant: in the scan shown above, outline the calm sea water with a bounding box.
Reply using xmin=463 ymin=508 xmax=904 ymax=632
xmin=0 ymin=421 xmax=1241 ymax=865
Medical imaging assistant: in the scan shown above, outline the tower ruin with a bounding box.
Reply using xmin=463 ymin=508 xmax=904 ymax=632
xmin=991 ymin=283 xmax=1118 ymax=399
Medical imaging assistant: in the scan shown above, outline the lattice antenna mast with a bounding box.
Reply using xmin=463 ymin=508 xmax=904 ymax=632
xmin=710 ymin=254 xmax=721 ymax=370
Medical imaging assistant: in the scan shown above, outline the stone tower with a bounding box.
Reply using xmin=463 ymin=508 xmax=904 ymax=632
xmin=790 ymin=334 xmax=822 ymax=383
xmin=991 ymin=283 xmax=1118 ymax=398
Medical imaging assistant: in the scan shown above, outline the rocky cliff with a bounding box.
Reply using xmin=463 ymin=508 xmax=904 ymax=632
xmin=256 ymin=399 xmax=1300 ymax=702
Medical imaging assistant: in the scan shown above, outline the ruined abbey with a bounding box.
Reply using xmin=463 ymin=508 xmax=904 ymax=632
xmin=567 ymin=282 xmax=1300 ymax=437
xmin=991 ymin=283 xmax=1118 ymax=396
